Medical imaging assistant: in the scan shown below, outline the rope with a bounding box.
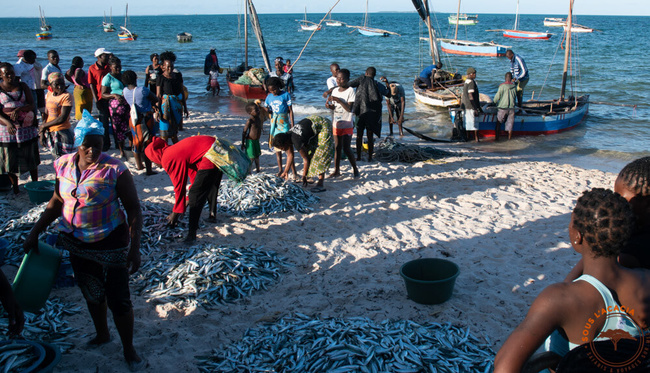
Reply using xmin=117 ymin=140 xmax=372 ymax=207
xmin=538 ymin=29 xmax=565 ymax=98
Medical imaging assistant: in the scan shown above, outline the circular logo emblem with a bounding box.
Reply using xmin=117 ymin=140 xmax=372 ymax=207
xmin=586 ymin=311 xmax=648 ymax=369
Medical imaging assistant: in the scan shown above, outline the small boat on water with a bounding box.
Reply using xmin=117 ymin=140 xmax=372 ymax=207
xmin=36 ymin=6 xmax=52 ymax=40
xmin=543 ymin=17 xmax=565 ymax=27
xmin=450 ymin=0 xmax=589 ymax=139
xmin=348 ymin=0 xmax=399 ymax=37
xmin=440 ymin=0 xmax=508 ymax=56
xmin=177 ymin=32 xmax=192 ymax=42
xmin=117 ymin=4 xmax=137 ymax=41
xmin=103 ymin=8 xmax=116 ymax=32
xmin=501 ymin=0 xmax=552 ymax=40
xmin=227 ymin=0 xmax=272 ymax=101
xmin=564 ymin=23 xmax=593 ymax=33
xmin=325 ymin=14 xmax=344 ymax=27
xmin=296 ymin=7 xmax=321 ymax=31
xmin=448 ymin=14 xmax=478 ymax=25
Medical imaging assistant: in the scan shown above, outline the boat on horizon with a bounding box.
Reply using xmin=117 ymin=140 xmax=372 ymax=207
xmin=325 ymin=13 xmax=344 ymax=27
xmin=226 ymin=0 xmax=272 ymax=101
xmin=296 ymin=7 xmax=321 ymax=31
xmin=36 ymin=6 xmax=52 ymax=40
xmin=347 ymin=0 xmax=400 ymax=37
xmin=177 ymin=32 xmax=192 ymax=42
xmin=117 ymin=4 xmax=137 ymax=41
xmin=501 ymin=0 xmax=552 ymax=40
xmin=450 ymin=0 xmax=589 ymax=139
xmin=103 ymin=8 xmax=116 ymax=32
xmin=543 ymin=17 xmax=565 ymax=27
xmin=439 ymin=0 xmax=508 ymax=56
xmin=448 ymin=13 xmax=478 ymax=25
xmin=564 ymin=23 xmax=593 ymax=33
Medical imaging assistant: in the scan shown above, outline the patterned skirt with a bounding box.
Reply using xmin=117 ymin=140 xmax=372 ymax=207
xmin=0 ymin=137 xmax=41 ymax=174
xmin=305 ymin=115 xmax=334 ymax=178
xmin=108 ymin=97 xmax=131 ymax=142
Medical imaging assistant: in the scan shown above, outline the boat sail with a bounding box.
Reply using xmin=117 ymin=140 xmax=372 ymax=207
xmin=438 ymin=0 xmax=508 ymax=57
xmin=296 ymin=7 xmax=321 ymax=31
xmin=227 ymin=0 xmax=272 ymax=101
xmin=502 ymin=0 xmax=552 ymax=39
xmin=36 ymin=6 xmax=52 ymax=40
xmin=347 ymin=0 xmax=400 ymax=37
xmin=117 ymin=4 xmax=137 ymax=41
xmin=103 ymin=8 xmax=116 ymax=32
xmin=411 ymin=0 xmax=465 ymax=107
xmin=451 ymin=0 xmax=589 ymax=138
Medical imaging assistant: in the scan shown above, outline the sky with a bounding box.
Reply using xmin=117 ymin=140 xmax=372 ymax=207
xmin=7 ymin=0 xmax=649 ymax=18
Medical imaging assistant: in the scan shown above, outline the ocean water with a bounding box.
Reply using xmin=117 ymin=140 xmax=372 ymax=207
xmin=0 ymin=12 xmax=648 ymax=167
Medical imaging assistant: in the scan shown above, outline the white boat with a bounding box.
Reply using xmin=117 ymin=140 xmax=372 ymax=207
xmin=448 ymin=14 xmax=478 ymax=25
xmin=564 ymin=23 xmax=593 ymax=33
xmin=348 ymin=0 xmax=399 ymax=37
xmin=103 ymin=8 xmax=115 ymax=32
xmin=325 ymin=14 xmax=344 ymax=27
xmin=543 ymin=17 xmax=565 ymax=27
xmin=502 ymin=0 xmax=552 ymax=40
xmin=177 ymin=32 xmax=192 ymax=42
xmin=442 ymin=0 xmax=507 ymax=56
xmin=296 ymin=7 xmax=321 ymax=31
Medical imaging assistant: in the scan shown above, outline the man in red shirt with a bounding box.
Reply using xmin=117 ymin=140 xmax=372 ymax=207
xmin=145 ymin=136 xmax=223 ymax=242
xmin=87 ymin=48 xmax=112 ymax=151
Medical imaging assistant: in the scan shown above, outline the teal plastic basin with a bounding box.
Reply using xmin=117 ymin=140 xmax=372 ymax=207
xmin=400 ymin=258 xmax=460 ymax=305
xmin=12 ymin=241 xmax=62 ymax=313
xmin=24 ymin=180 xmax=56 ymax=204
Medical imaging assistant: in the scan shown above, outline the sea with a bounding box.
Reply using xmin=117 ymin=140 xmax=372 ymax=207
xmin=0 ymin=12 xmax=648 ymax=172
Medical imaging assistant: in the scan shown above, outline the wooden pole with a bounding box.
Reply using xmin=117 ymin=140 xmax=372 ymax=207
xmin=454 ymin=0 xmax=461 ymax=40
xmin=423 ymin=0 xmax=439 ymax=66
xmin=288 ymin=0 xmax=341 ymax=73
xmin=560 ymin=0 xmax=573 ymax=101
xmin=244 ymin=0 xmax=248 ymax=69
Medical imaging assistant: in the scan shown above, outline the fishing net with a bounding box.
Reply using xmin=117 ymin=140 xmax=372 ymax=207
xmin=234 ymin=68 xmax=267 ymax=86
xmin=374 ymin=137 xmax=456 ymax=163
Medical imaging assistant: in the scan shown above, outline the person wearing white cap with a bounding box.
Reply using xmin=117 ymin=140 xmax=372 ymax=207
xmin=88 ymin=48 xmax=113 ymax=151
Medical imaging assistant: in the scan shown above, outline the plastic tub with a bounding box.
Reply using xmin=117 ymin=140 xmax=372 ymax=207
xmin=24 ymin=180 xmax=56 ymax=204
xmin=35 ymin=341 xmax=62 ymax=373
xmin=0 ymin=340 xmax=46 ymax=372
xmin=400 ymin=258 xmax=460 ymax=305
xmin=12 ymin=241 xmax=62 ymax=313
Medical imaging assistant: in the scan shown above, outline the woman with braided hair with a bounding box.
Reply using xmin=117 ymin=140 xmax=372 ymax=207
xmin=495 ymin=188 xmax=650 ymax=372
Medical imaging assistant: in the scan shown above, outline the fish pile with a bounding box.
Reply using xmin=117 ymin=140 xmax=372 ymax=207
xmin=0 ymin=202 xmax=58 ymax=266
xmin=140 ymin=201 xmax=188 ymax=255
xmin=0 ymin=298 xmax=81 ymax=353
xmin=0 ymin=342 xmax=41 ymax=372
xmin=217 ymin=173 xmax=319 ymax=217
xmin=196 ymin=314 xmax=495 ymax=373
xmin=374 ymin=138 xmax=456 ymax=164
xmin=133 ymin=244 xmax=290 ymax=308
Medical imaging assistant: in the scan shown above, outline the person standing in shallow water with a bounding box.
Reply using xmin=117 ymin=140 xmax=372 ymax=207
xmin=23 ymin=119 xmax=145 ymax=372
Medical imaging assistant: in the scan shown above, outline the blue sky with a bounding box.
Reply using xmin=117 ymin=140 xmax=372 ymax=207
xmin=8 ymin=0 xmax=648 ymax=17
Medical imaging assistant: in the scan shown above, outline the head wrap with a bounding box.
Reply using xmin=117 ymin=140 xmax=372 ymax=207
xmin=74 ymin=110 xmax=105 ymax=147
xmin=48 ymin=72 xmax=63 ymax=85
xmin=145 ymin=137 xmax=170 ymax=166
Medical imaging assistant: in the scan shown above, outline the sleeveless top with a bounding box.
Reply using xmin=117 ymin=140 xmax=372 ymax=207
xmin=71 ymin=68 xmax=90 ymax=89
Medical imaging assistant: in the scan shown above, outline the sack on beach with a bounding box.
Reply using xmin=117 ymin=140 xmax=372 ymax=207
xmin=203 ymin=137 xmax=251 ymax=183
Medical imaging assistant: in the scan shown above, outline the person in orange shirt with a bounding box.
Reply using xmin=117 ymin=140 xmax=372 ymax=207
xmin=39 ymin=72 xmax=75 ymax=158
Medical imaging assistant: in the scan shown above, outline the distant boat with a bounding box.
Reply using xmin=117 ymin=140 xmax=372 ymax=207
xmin=348 ymin=0 xmax=399 ymax=37
xmin=227 ymin=0 xmax=272 ymax=101
xmin=501 ymin=0 xmax=552 ymax=39
xmin=177 ymin=32 xmax=192 ymax=42
xmin=296 ymin=7 xmax=321 ymax=31
xmin=439 ymin=0 xmax=508 ymax=56
xmin=564 ymin=23 xmax=593 ymax=33
xmin=117 ymin=4 xmax=137 ymax=41
xmin=36 ymin=6 xmax=52 ymax=40
xmin=448 ymin=14 xmax=478 ymax=25
xmin=325 ymin=14 xmax=344 ymax=27
xmin=543 ymin=17 xmax=565 ymax=27
xmin=103 ymin=8 xmax=116 ymax=32
xmin=450 ymin=0 xmax=589 ymax=139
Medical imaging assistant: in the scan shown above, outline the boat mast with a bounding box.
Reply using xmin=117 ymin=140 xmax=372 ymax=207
xmin=364 ymin=0 xmax=369 ymax=27
xmin=244 ymin=0 xmax=248 ymax=69
xmin=514 ymin=0 xmax=519 ymax=30
xmin=424 ymin=0 xmax=440 ymax=66
xmin=247 ymin=0 xmax=272 ymax=73
xmin=454 ymin=0 xmax=461 ymax=40
xmin=560 ymin=0 xmax=573 ymax=101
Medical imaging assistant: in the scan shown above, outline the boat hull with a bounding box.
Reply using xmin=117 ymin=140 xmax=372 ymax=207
xmin=448 ymin=15 xmax=478 ymax=25
xmin=227 ymin=80 xmax=267 ymax=101
xmin=564 ymin=25 xmax=593 ymax=33
xmin=325 ymin=21 xmax=343 ymax=26
xmin=357 ymin=27 xmax=389 ymax=37
xmin=439 ymin=39 xmax=508 ymax=57
xmin=413 ymin=81 xmax=464 ymax=108
xmin=300 ymin=24 xmax=321 ymax=31
xmin=544 ymin=18 xmax=565 ymax=27
xmin=177 ymin=33 xmax=192 ymax=42
xmin=118 ymin=33 xmax=137 ymax=41
xmin=36 ymin=32 xmax=52 ymax=40
xmin=502 ymin=30 xmax=552 ymax=39
xmin=450 ymin=96 xmax=590 ymax=137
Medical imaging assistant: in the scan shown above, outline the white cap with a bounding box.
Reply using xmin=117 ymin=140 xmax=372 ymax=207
xmin=94 ymin=48 xmax=112 ymax=57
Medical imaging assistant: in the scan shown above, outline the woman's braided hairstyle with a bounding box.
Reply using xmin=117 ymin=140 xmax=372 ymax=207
xmin=573 ymin=188 xmax=635 ymax=258
xmin=618 ymin=157 xmax=650 ymax=197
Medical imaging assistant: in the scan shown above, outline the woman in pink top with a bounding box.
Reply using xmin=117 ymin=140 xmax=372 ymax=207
xmin=23 ymin=118 xmax=145 ymax=371
xmin=65 ymin=56 xmax=93 ymax=120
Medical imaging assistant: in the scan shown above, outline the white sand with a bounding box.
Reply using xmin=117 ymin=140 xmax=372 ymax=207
xmin=2 ymin=111 xmax=616 ymax=371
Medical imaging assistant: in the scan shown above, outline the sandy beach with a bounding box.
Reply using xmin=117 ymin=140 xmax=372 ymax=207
xmin=1 ymin=110 xmax=617 ymax=372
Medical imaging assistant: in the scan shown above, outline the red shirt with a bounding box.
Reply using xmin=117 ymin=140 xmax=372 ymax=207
xmin=160 ymin=136 xmax=217 ymax=214
xmin=87 ymin=62 xmax=110 ymax=101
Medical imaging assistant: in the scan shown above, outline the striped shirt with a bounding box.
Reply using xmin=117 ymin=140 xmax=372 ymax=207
xmin=510 ymin=53 xmax=529 ymax=81
xmin=54 ymin=153 xmax=127 ymax=243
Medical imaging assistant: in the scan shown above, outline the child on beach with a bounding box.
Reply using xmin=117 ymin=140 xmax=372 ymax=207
xmin=209 ymin=64 xmax=220 ymax=96
xmin=265 ymin=77 xmax=296 ymax=180
xmin=325 ymin=68 xmax=359 ymax=178
xmin=242 ymin=102 xmax=263 ymax=172
xmin=494 ymin=188 xmax=650 ymax=372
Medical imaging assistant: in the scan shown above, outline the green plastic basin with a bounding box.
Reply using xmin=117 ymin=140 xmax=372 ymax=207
xmin=12 ymin=241 xmax=62 ymax=313
xmin=400 ymin=258 xmax=460 ymax=305
xmin=24 ymin=180 xmax=56 ymax=204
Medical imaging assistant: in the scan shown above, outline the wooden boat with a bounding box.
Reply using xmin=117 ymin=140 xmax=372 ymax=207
xmin=564 ymin=23 xmax=593 ymax=33
xmin=543 ymin=17 xmax=565 ymax=27
xmin=450 ymin=0 xmax=589 ymax=138
xmin=227 ymin=0 xmax=272 ymax=101
xmin=448 ymin=14 xmax=478 ymax=25
xmin=177 ymin=32 xmax=192 ymax=42
xmin=325 ymin=14 xmax=344 ymax=27
xmin=296 ymin=7 xmax=321 ymax=31
xmin=103 ymin=8 xmax=116 ymax=32
xmin=350 ymin=0 xmax=399 ymax=37
xmin=36 ymin=6 xmax=52 ymax=39
xmin=117 ymin=4 xmax=137 ymax=41
xmin=440 ymin=0 xmax=508 ymax=56
xmin=502 ymin=0 xmax=552 ymax=39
